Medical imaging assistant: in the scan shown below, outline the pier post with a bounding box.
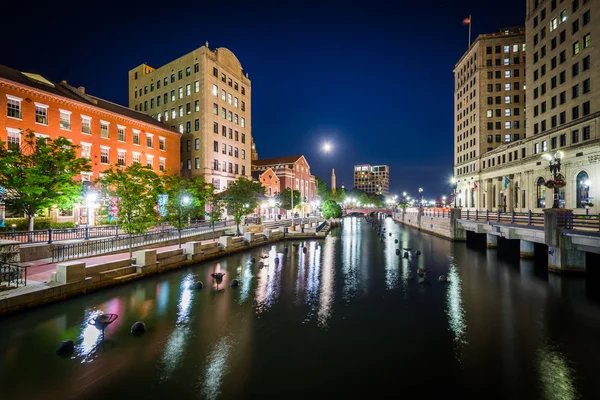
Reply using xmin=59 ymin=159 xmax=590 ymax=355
xmin=519 ymin=240 xmax=535 ymax=258
xmin=543 ymin=209 xmax=586 ymax=273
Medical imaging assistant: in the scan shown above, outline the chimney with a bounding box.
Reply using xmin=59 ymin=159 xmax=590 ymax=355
xmin=78 ymin=86 xmax=85 ymax=94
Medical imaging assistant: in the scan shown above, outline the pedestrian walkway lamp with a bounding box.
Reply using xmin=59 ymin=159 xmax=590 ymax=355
xmin=418 ymin=188 xmax=423 ymax=208
xmin=85 ymin=192 xmax=97 ymax=240
xmin=178 ymin=195 xmax=190 ymax=248
xmin=451 ymin=178 xmax=457 ymax=208
xmin=542 ymin=151 xmax=565 ymax=208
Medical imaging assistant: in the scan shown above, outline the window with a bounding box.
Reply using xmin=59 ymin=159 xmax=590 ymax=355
xmin=35 ymin=103 xmax=48 ymax=125
xmin=178 ymin=105 xmax=183 ymax=117
xmin=487 ymin=135 xmax=493 ymax=143
xmin=171 ymin=108 xmax=176 ymax=119
xmin=222 ymin=143 xmax=226 ymax=154
xmin=583 ymin=126 xmax=590 ymax=141
xmin=228 ymin=111 xmax=232 ymax=121
xmin=505 ymin=121 xmax=511 ymax=130
xmin=6 ymin=128 xmax=20 ymax=151
xmin=551 ymin=18 xmax=558 ymax=31
xmin=81 ymin=116 xmax=91 ymax=134
xmin=147 ymin=155 xmax=155 ymax=169
xmin=178 ymin=70 xmax=183 ymax=80
xmin=213 ymin=103 xmax=218 ymax=115
xmin=505 ymin=96 xmax=511 ymax=104
xmin=186 ymin=140 xmax=191 ymax=152
xmin=186 ymin=103 xmax=191 ymax=115
xmin=573 ymin=41 xmax=580 ymax=55
xmin=487 ymin=110 xmax=493 ymax=117
xmin=81 ymin=142 xmax=91 ymax=159
xmin=242 ymin=165 xmax=246 ymax=176
xmin=186 ymin=121 xmax=191 ymax=134
xmin=221 ymin=107 xmax=226 ymax=118
xmin=195 ymin=119 xmax=199 ymax=131
xmin=186 ymin=84 xmax=191 ymax=96
xmin=159 ymin=137 xmax=165 ymax=150
xmin=100 ymin=147 xmax=110 ymax=164
xmin=222 ymin=161 xmax=226 ymax=172
xmin=221 ymin=89 xmax=226 ymax=101
xmin=560 ymin=134 xmax=566 ymax=146
xmin=214 ymin=122 xmax=218 ymax=133
xmin=117 ymin=125 xmax=125 ymax=142
xmin=146 ymin=134 xmax=153 ymax=148
xmin=241 ymin=117 xmax=246 ymax=128
xmin=584 ymin=34 xmax=591 ymax=49
xmin=234 ymin=97 xmax=238 ymax=108
xmin=537 ymin=177 xmax=546 ymax=208
xmin=534 ymin=143 xmax=540 ymax=154
xmin=213 ymin=67 xmax=218 ymax=77
xmin=560 ymin=9 xmax=567 ymax=22
xmin=241 ymin=133 xmax=246 ymax=144
xmin=195 ymin=100 xmax=200 ymax=112
xmin=241 ymin=101 xmax=245 ymax=111
xmin=133 ymin=130 xmax=140 ymax=145
xmin=505 ymin=83 xmax=511 ymax=91
xmin=504 ymin=57 xmax=510 ymax=65
xmin=228 ymin=78 xmax=232 ymax=87
xmin=583 ymin=55 xmax=590 ymax=70
xmin=221 ymin=73 xmax=226 ymax=83
xmin=194 ymin=157 xmax=199 ymax=170
xmin=214 ymin=159 xmax=219 ymax=171
xmin=178 ymin=87 xmax=183 ymax=99
xmin=214 ymin=140 xmax=219 ymax=152
xmin=576 ymin=171 xmax=590 ymax=207
xmin=572 ymin=129 xmax=579 ymax=143
xmin=59 ymin=109 xmax=71 ymax=129
xmin=212 ymin=84 xmax=218 ymax=96
xmin=179 ymin=123 xmax=184 ymax=134
xmin=160 ymin=158 xmax=166 ymax=171
xmin=583 ymin=10 xmax=590 ymax=25
xmin=228 ymin=93 xmax=232 ymax=104
xmin=117 ymin=150 xmax=126 ymax=166
xmin=194 ymin=80 xmax=199 ymax=93
xmin=6 ymin=96 xmax=21 ymax=119
xmin=583 ymin=101 xmax=590 ymax=116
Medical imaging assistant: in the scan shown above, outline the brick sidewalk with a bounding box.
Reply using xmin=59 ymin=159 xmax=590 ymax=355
xmin=24 ymin=237 xmax=222 ymax=283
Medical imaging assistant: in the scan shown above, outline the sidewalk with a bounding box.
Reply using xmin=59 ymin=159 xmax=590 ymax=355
xmin=24 ymin=237 xmax=222 ymax=283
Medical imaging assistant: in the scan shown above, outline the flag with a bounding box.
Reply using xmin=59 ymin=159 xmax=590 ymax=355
xmin=473 ymin=182 xmax=478 ymax=191
xmin=463 ymin=17 xmax=471 ymax=25
xmin=503 ymin=176 xmax=511 ymax=190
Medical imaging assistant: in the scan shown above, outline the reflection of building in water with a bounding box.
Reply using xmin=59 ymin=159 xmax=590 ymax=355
xmin=537 ymin=341 xmax=577 ymax=400
xmin=318 ymin=236 xmax=336 ymax=327
xmin=341 ymin=217 xmax=361 ymax=301
xmin=446 ymin=261 xmax=467 ymax=362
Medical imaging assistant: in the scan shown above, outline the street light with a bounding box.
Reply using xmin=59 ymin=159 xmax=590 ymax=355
xmin=85 ymin=192 xmax=97 ymax=240
xmin=542 ymin=150 xmax=564 ymax=208
xmin=418 ymin=188 xmax=423 ymax=208
xmin=450 ymin=178 xmax=457 ymax=208
xmin=178 ymin=195 xmax=190 ymax=248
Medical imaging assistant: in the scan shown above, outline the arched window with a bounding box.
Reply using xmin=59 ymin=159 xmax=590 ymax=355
xmin=537 ymin=177 xmax=546 ymax=208
xmin=576 ymin=171 xmax=590 ymax=208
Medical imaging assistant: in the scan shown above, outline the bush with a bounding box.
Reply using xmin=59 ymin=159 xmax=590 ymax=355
xmin=322 ymin=200 xmax=343 ymax=219
xmin=51 ymin=222 xmax=76 ymax=229
xmin=0 ymin=217 xmax=52 ymax=231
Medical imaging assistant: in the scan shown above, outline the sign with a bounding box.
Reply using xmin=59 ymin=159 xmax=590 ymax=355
xmin=157 ymin=194 xmax=168 ymax=218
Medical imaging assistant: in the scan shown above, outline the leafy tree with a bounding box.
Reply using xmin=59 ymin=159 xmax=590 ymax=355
xmin=95 ymin=163 xmax=163 ymax=258
xmin=358 ymin=192 xmax=370 ymax=206
xmin=206 ymin=188 xmax=224 ymax=240
xmin=315 ymin=177 xmax=328 ymax=200
xmin=278 ymin=187 xmax=301 ymax=213
xmin=162 ymin=174 xmax=211 ymax=229
xmin=328 ymin=188 xmax=346 ymax=203
xmin=322 ymin=199 xmax=343 ymax=219
xmin=221 ymin=178 xmax=265 ymax=235
xmin=370 ymin=194 xmax=384 ymax=207
xmin=0 ymin=129 xmax=91 ymax=231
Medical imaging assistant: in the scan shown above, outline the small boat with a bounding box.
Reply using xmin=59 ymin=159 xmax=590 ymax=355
xmin=211 ymin=272 xmax=226 ymax=279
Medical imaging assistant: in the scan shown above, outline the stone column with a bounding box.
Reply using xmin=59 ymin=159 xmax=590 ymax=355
xmin=450 ymin=208 xmax=466 ymax=241
xmin=417 ymin=207 xmax=423 ymax=230
xmin=486 ymin=234 xmax=498 ymax=248
xmin=486 ymin=179 xmax=493 ymax=211
xmin=495 ymin=178 xmax=501 ymax=212
xmin=519 ymin=240 xmax=535 ymax=258
xmin=543 ymin=208 xmax=586 ymax=272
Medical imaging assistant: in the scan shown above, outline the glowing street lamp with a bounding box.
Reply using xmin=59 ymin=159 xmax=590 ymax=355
xmin=418 ymin=188 xmax=423 ymax=208
xmin=542 ymin=150 xmax=565 ymax=208
xmin=178 ymin=195 xmax=190 ymax=248
xmin=85 ymin=192 xmax=98 ymax=240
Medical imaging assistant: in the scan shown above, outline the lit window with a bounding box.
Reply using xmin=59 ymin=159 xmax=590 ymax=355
xmin=35 ymin=103 xmax=48 ymax=125
xmin=100 ymin=147 xmax=110 ymax=164
xmin=59 ymin=109 xmax=71 ymax=130
xmin=505 ymin=134 xmax=511 ymax=142
xmin=551 ymin=18 xmax=558 ymax=31
xmin=221 ymin=89 xmax=226 ymax=101
xmin=6 ymin=95 xmax=22 ymax=119
xmin=505 ymin=70 xmax=511 ymax=78
xmin=117 ymin=125 xmax=125 ymax=142
xmin=505 ymin=83 xmax=511 ymax=91
xmin=505 ymin=122 xmax=511 ymax=130
xmin=487 ymin=110 xmax=493 ymax=117
xmin=100 ymin=121 xmax=109 ymax=138
xmin=179 ymin=123 xmax=184 ymax=134
xmin=573 ymin=41 xmax=580 ymax=55
xmin=171 ymin=108 xmax=176 ymax=119
xmin=542 ymin=140 xmax=548 ymax=151
xmin=186 ymin=84 xmax=191 ymax=96
xmin=560 ymin=9 xmax=567 ymax=22
xmin=504 ymin=58 xmax=510 ymax=65
xmin=512 ymin=44 xmax=518 ymax=52
xmin=212 ymin=84 xmax=218 ymax=96
xmin=241 ymin=117 xmax=246 ymax=128
xmin=505 ymin=109 xmax=511 ymax=116
xmin=505 ymin=96 xmax=511 ymax=104
xmin=228 ymin=93 xmax=232 ymax=104
xmin=117 ymin=150 xmax=126 ymax=166
xmin=234 ymin=97 xmax=238 ymax=108
xmin=179 ymin=105 xmax=183 ymax=117
xmin=81 ymin=142 xmax=91 ymax=159
xmin=81 ymin=116 xmax=91 ymax=134
xmin=178 ymin=87 xmax=183 ymax=99
xmin=194 ymin=80 xmax=199 ymax=93
xmin=584 ymin=34 xmax=590 ymax=49
xmin=504 ymin=45 xmax=510 ymax=52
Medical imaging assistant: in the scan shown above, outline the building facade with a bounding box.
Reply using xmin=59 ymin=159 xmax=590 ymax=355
xmin=454 ymin=0 xmax=599 ymax=214
xmin=353 ymin=164 xmax=390 ymax=195
xmin=0 ymin=64 xmax=181 ymax=225
xmin=251 ymin=167 xmax=280 ymax=219
xmin=252 ymin=155 xmax=317 ymax=216
xmin=454 ymin=27 xmax=527 ymax=181
xmin=128 ymin=42 xmax=252 ymax=192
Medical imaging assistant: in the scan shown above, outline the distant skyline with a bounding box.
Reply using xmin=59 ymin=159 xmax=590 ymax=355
xmin=1 ymin=0 xmax=525 ymax=198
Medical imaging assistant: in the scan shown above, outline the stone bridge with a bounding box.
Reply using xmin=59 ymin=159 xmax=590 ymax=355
xmin=344 ymin=208 xmax=392 ymax=216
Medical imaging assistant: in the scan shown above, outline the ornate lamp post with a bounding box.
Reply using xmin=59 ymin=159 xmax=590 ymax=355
xmin=542 ymin=151 xmax=565 ymax=209
xmin=450 ymin=178 xmax=457 ymax=208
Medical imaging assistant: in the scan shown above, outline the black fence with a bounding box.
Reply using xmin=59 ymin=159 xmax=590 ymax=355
xmin=0 ymin=263 xmax=27 ymax=288
xmin=51 ymin=220 xmax=234 ymax=262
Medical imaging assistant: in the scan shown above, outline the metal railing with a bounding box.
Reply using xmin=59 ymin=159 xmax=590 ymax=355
xmin=0 ymin=263 xmax=28 ymax=288
xmin=458 ymin=209 xmax=600 ymax=232
xmin=0 ymin=225 xmax=119 ymax=244
xmin=51 ymin=220 xmax=234 ymax=262
xmin=421 ymin=209 xmax=450 ymax=218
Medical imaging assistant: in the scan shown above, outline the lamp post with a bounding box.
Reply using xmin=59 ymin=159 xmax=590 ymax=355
xmin=542 ymin=151 xmax=564 ymax=209
xmin=178 ymin=195 xmax=190 ymax=248
xmin=418 ymin=188 xmax=423 ymax=208
xmin=85 ymin=192 xmax=97 ymax=240
xmin=451 ymin=178 xmax=457 ymax=208
xmin=584 ymin=180 xmax=591 ymax=215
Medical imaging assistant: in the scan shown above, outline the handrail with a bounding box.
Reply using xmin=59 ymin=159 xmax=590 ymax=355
xmin=458 ymin=209 xmax=600 ymax=232
xmin=0 ymin=263 xmax=27 ymax=288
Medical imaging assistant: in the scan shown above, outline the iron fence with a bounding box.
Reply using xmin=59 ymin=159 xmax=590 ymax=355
xmin=0 ymin=263 xmax=27 ymax=288
xmin=51 ymin=220 xmax=234 ymax=262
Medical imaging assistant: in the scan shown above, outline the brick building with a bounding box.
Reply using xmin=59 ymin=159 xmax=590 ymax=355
xmin=0 ymin=64 xmax=181 ymax=225
xmin=252 ymin=155 xmax=317 ymax=217
xmin=251 ymin=167 xmax=280 ymax=219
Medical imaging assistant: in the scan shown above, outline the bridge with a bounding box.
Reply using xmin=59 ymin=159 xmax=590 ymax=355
xmin=392 ymin=207 xmax=600 ymax=273
xmin=344 ymin=208 xmax=392 ymax=216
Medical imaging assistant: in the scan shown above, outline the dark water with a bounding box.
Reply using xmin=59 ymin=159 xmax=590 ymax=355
xmin=1 ymin=216 xmax=600 ymax=399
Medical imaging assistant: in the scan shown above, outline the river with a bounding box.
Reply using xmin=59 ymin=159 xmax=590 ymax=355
xmin=1 ymin=216 xmax=600 ymax=399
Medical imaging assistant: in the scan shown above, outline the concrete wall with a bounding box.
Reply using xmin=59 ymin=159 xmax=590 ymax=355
xmin=393 ymin=208 xmax=465 ymax=241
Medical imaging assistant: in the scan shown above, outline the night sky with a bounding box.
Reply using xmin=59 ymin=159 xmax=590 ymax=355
xmin=2 ymin=0 xmax=524 ymax=198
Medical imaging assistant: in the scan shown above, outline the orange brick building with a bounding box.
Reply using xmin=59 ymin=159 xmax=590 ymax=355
xmin=0 ymin=65 xmax=181 ymax=225
xmin=252 ymin=167 xmax=280 ymax=219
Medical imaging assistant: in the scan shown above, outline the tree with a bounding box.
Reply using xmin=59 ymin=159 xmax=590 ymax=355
xmin=95 ymin=163 xmax=163 ymax=258
xmin=221 ymin=178 xmax=265 ymax=235
xmin=206 ymin=188 xmax=223 ymax=241
xmin=359 ymin=192 xmax=370 ymax=206
xmin=278 ymin=187 xmax=301 ymax=214
xmin=328 ymin=188 xmax=346 ymax=203
xmin=162 ymin=174 xmax=211 ymax=229
xmin=315 ymin=177 xmax=328 ymax=200
xmin=322 ymin=199 xmax=343 ymax=219
xmin=0 ymin=129 xmax=91 ymax=231
xmin=370 ymin=194 xmax=384 ymax=207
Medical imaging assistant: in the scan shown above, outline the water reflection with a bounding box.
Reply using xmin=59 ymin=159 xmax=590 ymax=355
xmin=238 ymin=261 xmax=254 ymax=304
xmin=537 ymin=341 xmax=578 ymax=400
xmin=446 ymin=259 xmax=467 ymax=362
xmin=157 ymin=281 xmax=170 ymax=316
xmin=160 ymin=274 xmax=194 ymax=380
xmin=77 ymin=309 xmax=103 ymax=361
xmin=256 ymin=245 xmax=282 ymax=314
xmin=384 ymin=221 xmax=399 ymax=290
xmin=341 ymin=217 xmax=360 ymax=301
xmin=306 ymin=243 xmax=322 ymax=320
xmin=318 ymin=238 xmax=335 ymax=328
xmin=199 ymin=336 xmax=233 ymax=400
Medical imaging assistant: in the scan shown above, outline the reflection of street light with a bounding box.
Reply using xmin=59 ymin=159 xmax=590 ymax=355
xmin=85 ymin=192 xmax=97 ymax=240
xmin=178 ymin=195 xmax=190 ymax=248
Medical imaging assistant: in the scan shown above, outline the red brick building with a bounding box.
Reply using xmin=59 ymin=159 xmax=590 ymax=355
xmin=251 ymin=167 xmax=280 ymax=219
xmin=0 ymin=65 xmax=181 ymax=225
xmin=252 ymin=155 xmax=317 ymax=217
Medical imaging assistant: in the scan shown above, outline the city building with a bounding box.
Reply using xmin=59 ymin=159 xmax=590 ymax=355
xmin=453 ymin=27 xmax=527 ymax=182
xmin=454 ymin=0 xmax=599 ymax=214
xmin=128 ymin=42 xmax=252 ymax=192
xmin=251 ymin=167 xmax=280 ymax=220
xmin=353 ymin=164 xmax=390 ymax=195
xmin=252 ymin=155 xmax=317 ymax=216
xmin=0 ymin=64 xmax=181 ymax=225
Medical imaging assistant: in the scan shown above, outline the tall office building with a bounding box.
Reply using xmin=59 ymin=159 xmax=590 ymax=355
xmin=128 ymin=42 xmax=252 ymax=191
xmin=353 ymin=164 xmax=389 ymax=195
xmin=454 ymin=0 xmax=599 ymax=214
xmin=453 ymin=27 xmax=527 ymax=183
